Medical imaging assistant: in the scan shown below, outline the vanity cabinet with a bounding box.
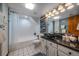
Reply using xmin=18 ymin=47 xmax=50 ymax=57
xmin=40 ymin=38 xmax=57 ymax=56
xmin=40 ymin=37 xmax=79 ymax=56
xmin=47 ymin=41 xmax=57 ymax=56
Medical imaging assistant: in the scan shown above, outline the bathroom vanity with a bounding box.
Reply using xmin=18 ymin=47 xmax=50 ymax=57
xmin=40 ymin=33 xmax=79 ymax=56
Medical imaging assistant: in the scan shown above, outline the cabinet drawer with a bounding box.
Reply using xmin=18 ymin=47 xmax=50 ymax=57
xmin=47 ymin=40 xmax=57 ymax=48
xmin=58 ymin=45 xmax=79 ymax=56
xmin=67 ymin=49 xmax=79 ymax=56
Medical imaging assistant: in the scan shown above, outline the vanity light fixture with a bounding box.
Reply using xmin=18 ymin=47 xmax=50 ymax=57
xmin=52 ymin=9 xmax=59 ymax=15
xmin=45 ymin=13 xmax=50 ymax=18
xmin=52 ymin=9 xmax=57 ymax=13
xmin=58 ymin=5 xmax=64 ymax=11
xmin=65 ymin=3 xmax=72 ymax=7
xmin=43 ymin=3 xmax=75 ymax=20
xmin=45 ymin=14 xmax=48 ymax=17
xmin=48 ymin=12 xmax=52 ymax=16
xmin=65 ymin=3 xmax=74 ymax=9
xmin=51 ymin=13 xmax=54 ymax=16
xmin=60 ymin=8 xmax=65 ymax=12
xmin=25 ymin=3 xmax=35 ymax=10
xmin=67 ymin=5 xmax=74 ymax=9
xmin=55 ymin=11 xmax=59 ymax=15
xmin=58 ymin=5 xmax=66 ymax=12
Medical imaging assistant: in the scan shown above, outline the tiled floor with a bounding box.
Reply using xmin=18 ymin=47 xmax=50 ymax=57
xmin=8 ymin=44 xmax=42 ymax=56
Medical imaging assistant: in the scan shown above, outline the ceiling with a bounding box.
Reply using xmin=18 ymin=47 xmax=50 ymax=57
xmin=8 ymin=3 xmax=59 ymax=17
xmin=8 ymin=3 xmax=79 ymax=20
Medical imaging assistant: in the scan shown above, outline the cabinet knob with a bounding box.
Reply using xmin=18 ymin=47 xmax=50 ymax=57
xmin=69 ymin=52 xmax=71 ymax=55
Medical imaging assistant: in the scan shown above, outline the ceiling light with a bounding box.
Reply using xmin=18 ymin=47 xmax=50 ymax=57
xmin=67 ymin=5 xmax=74 ymax=9
xmin=53 ymin=16 xmax=60 ymax=19
xmin=25 ymin=3 xmax=35 ymax=10
xmin=60 ymin=8 xmax=65 ymax=12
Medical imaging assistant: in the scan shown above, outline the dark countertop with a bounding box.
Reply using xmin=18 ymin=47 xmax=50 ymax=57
xmin=41 ymin=36 xmax=79 ymax=52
